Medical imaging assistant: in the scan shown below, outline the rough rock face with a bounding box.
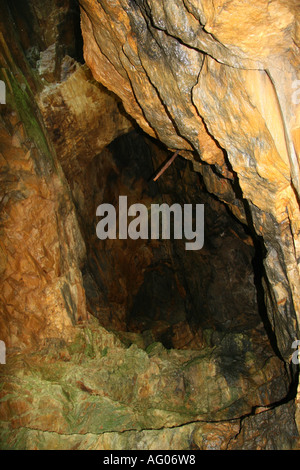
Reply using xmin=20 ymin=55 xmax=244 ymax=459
xmin=37 ymin=63 xmax=133 ymax=182
xmin=0 ymin=319 xmax=296 ymax=450
xmin=0 ymin=0 xmax=132 ymax=351
xmin=79 ymin=0 xmax=300 ymax=424
xmin=0 ymin=109 xmax=86 ymax=350
xmin=0 ymin=36 xmax=87 ymax=349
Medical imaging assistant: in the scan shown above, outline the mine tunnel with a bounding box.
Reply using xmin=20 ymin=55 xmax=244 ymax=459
xmin=0 ymin=0 xmax=300 ymax=451
xmin=82 ymin=131 xmax=269 ymax=348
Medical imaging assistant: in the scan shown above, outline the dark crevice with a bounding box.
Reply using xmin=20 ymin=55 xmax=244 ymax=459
xmin=223 ymin=150 xmax=284 ymax=361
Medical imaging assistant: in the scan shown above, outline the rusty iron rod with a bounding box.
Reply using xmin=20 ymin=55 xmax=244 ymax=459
xmin=153 ymin=150 xmax=179 ymax=181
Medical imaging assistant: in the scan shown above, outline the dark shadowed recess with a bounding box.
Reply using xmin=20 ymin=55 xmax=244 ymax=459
xmin=78 ymin=129 xmax=285 ymax=359
xmin=7 ymin=0 xmax=84 ymax=66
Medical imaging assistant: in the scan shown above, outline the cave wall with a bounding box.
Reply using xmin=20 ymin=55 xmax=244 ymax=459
xmin=0 ymin=1 xmax=89 ymax=350
xmin=0 ymin=0 xmax=134 ymax=350
xmin=79 ymin=0 xmax=300 ymax=360
xmin=1 ymin=0 xmax=298 ymax=360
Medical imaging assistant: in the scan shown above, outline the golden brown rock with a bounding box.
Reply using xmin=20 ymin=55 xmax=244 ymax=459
xmin=37 ymin=63 xmax=133 ymax=181
xmin=0 ymin=116 xmax=87 ymax=350
xmin=0 ymin=18 xmax=88 ymax=350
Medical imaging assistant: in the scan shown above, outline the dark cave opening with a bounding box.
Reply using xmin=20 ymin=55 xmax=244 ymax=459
xmin=7 ymin=0 xmax=84 ymax=74
xmin=65 ymin=127 xmax=299 ymax=413
xmin=70 ymin=128 xmax=282 ymax=360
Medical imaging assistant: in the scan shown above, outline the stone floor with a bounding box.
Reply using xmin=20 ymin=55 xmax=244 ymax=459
xmin=0 ymin=317 xmax=298 ymax=450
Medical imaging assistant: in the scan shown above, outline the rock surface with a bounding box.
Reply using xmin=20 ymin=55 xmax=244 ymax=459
xmin=0 ymin=318 xmax=295 ymax=450
xmin=79 ymin=0 xmax=300 ymax=430
xmin=0 ymin=31 xmax=87 ymax=350
xmin=37 ymin=63 xmax=133 ymax=182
